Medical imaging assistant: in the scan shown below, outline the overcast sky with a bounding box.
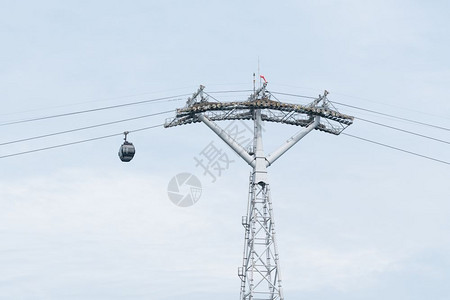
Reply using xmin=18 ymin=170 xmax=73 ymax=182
xmin=1 ymin=1 xmax=449 ymax=299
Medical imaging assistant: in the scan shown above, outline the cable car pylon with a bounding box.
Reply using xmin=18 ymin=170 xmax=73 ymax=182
xmin=165 ymin=81 xmax=354 ymax=300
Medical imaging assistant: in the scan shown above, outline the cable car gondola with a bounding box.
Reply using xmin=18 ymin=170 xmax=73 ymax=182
xmin=118 ymin=131 xmax=135 ymax=162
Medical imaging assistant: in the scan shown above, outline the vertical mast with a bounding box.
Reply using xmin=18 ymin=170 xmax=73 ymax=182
xmin=239 ymin=86 xmax=284 ymax=300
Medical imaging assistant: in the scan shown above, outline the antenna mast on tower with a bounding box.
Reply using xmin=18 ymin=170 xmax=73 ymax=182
xmin=165 ymin=79 xmax=354 ymax=300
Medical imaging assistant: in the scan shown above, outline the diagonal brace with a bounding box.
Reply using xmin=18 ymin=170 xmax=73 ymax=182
xmin=198 ymin=114 xmax=255 ymax=167
xmin=265 ymin=117 xmax=320 ymax=167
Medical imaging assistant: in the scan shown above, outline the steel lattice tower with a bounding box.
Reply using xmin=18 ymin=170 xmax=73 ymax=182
xmin=165 ymin=81 xmax=353 ymax=299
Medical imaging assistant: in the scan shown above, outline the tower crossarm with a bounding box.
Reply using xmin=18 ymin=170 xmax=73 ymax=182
xmin=164 ymin=91 xmax=353 ymax=135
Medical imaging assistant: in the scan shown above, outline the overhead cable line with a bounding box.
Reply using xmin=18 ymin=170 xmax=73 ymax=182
xmin=356 ymin=117 xmax=450 ymax=145
xmin=1 ymin=121 xmax=448 ymax=166
xmin=0 ymin=90 xmax=251 ymax=124
xmin=334 ymin=102 xmax=450 ymax=131
xmin=0 ymin=124 xmax=163 ymax=159
xmin=267 ymin=92 xmax=282 ymax=103
xmin=271 ymin=91 xmax=449 ymax=131
xmin=329 ymin=92 xmax=450 ymax=121
xmin=0 ymin=94 xmax=187 ymax=127
xmin=0 ymin=110 xmax=172 ymax=146
xmin=269 ymin=91 xmax=317 ymax=100
xmin=1 ymin=88 xmax=448 ymax=165
xmin=203 ymin=92 xmax=222 ymax=103
xmin=342 ymin=133 xmax=449 ymax=165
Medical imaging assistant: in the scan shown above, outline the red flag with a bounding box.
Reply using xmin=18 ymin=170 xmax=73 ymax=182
xmin=260 ymin=75 xmax=267 ymax=83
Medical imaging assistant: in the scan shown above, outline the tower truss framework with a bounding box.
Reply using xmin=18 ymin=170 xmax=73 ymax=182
xmin=165 ymin=82 xmax=354 ymax=300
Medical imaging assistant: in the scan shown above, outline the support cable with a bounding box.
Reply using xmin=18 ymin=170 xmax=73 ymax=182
xmin=0 ymin=110 xmax=172 ymax=146
xmin=271 ymin=91 xmax=449 ymax=131
xmin=0 ymin=95 xmax=187 ymax=127
xmin=342 ymin=133 xmax=449 ymax=165
xmin=1 ymin=88 xmax=448 ymax=166
xmin=203 ymin=92 xmax=222 ymax=103
xmin=334 ymin=102 xmax=450 ymax=131
xmin=0 ymin=124 xmax=163 ymax=159
xmin=269 ymin=91 xmax=317 ymax=100
xmin=4 ymin=124 xmax=447 ymax=164
xmin=356 ymin=117 xmax=450 ymax=145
